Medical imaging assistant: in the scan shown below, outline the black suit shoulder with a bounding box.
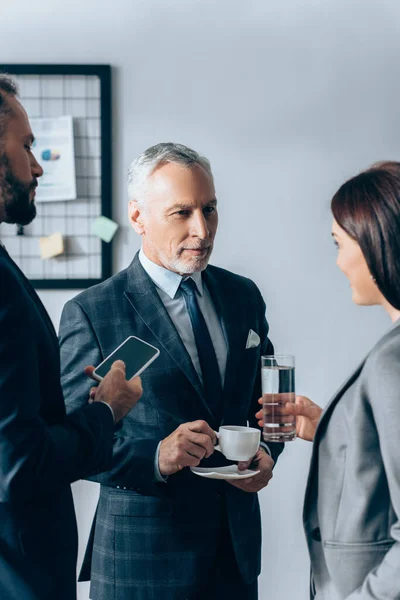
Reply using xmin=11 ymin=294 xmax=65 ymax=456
xmin=206 ymin=263 xmax=265 ymax=307
xmin=66 ymin=259 xmax=267 ymax=322
xmin=207 ymin=263 xmax=258 ymax=287
xmin=69 ymin=264 xmax=130 ymax=310
xmin=0 ymin=251 xmax=26 ymax=300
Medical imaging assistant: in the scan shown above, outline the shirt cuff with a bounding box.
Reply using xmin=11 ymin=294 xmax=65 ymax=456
xmin=154 ymin=441 xmax=168 ymax=483
xmin=96 ymin=400 xmax=116 ymax=424
xmin=259 ymin=442 xmax=272 ymax=457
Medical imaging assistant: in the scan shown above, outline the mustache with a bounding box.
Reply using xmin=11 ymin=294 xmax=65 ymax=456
xmin=180 ymin=243 xmax=211 ymax=252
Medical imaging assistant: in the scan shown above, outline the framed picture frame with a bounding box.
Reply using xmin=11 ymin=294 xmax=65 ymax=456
xmin=0 ymin=63 xmax=113 ymax=289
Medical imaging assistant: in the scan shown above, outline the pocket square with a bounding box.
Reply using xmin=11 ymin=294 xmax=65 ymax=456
xmin=246 ymin=329 xmax=260 ymax=349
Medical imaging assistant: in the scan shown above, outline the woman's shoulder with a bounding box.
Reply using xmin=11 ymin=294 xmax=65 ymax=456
xmin=363 ymin=320 xmax=400 ymax=382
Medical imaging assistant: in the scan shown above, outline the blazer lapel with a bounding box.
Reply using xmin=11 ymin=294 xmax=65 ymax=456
xmin=0 ymin=247 xmax=58 ymax=352
xmin=303 ymin=357 xmax=366 ymax=527
xmin=124 ymin=256 xmax=213 ymax=418
xmin=203 ymin=268 xmax=242 ymax=419
xmin=315 ymin=358 xmax=366 ymax=441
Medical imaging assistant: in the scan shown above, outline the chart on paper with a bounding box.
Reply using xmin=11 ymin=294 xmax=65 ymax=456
xmin=0 ymin=65 xmax=113 ymax=289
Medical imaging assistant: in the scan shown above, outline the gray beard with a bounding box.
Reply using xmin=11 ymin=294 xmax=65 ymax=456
xmin=157 ymin=247 xmax=212 ymax=275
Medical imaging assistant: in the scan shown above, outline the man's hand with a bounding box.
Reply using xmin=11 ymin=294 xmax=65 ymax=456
xmin=227 ymin=448 xmax=274 ymax=493
xmin=158 ymin=420 xmax=217 ymax=476
xmin=85 ymin=360 xmax=143 ymax=423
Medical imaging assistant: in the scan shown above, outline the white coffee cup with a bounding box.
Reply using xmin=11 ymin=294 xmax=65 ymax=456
xmin=213 ymin=426 xmax=261 ymax=461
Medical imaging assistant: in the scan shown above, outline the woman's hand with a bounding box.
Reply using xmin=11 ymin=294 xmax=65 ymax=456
xmin=255 ymin=395 xmax=323 ymax=442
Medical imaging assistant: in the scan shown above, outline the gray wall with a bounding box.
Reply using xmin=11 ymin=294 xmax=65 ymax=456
xmin=1 ymin=1 xmax=396 ymax=598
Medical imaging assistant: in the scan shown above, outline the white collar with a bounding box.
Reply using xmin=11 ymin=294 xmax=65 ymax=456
xmin=139 ymin=249 xmax=204 ymax=299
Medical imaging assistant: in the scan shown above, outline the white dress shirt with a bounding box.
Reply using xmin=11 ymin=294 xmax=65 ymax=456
xmin=138 ymin=250 xmax=269 ymax=481
xmin=139 ymin=249 xmax=227 ymax=384
xmin=139 ymin=250 xmax=228 ymax=482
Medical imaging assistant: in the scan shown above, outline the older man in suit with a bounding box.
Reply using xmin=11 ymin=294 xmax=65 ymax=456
xmin=59 ymin=142 xmax=284 ymax=600
xmin=0 ymin=74 xmax=143 ymax=600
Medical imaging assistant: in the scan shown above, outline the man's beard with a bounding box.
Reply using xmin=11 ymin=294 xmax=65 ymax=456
xmin=158 ymin=242 xmax=213 ymax=275
xmin=0 ymin=152 xmax=37 ymax=226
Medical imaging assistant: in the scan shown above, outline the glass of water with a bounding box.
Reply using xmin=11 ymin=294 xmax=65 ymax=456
xmin=261 ymin=355 xmax=296 ymax=442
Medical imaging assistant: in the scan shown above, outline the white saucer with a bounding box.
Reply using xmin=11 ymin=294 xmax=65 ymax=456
xmin=190 ymin=465 xmax=260 ymax=480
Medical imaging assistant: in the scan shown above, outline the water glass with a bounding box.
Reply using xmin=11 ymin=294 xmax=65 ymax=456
xmin=261 ymin=355 xmax=296 ymax=442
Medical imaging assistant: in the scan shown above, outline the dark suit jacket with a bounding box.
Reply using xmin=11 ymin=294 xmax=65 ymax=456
xmin=0 ymin=246 xmax=115 ymax=600
xmin=59 ymin=253 xmax=284 ymax=600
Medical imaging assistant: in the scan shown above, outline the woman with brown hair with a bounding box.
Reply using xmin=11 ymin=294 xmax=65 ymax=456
xmin=257 ymin=162 xmax=400 ymax=599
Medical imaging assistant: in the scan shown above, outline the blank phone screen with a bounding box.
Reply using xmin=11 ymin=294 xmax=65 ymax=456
xmin=95 ymin=337 xmax=159 ymax=380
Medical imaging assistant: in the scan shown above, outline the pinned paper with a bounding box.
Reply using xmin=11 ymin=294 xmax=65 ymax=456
xmin=91 ymin=216 xmax=118 ymax=243
xmin=30 ymin=116 xmax=76 ymax=202
xmin=41 ymin=149 xmax=61 ymax=161
xmin=39 ymin=232 xmax=64 ymax=260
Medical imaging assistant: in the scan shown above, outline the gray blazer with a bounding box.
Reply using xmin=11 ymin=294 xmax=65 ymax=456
xmin=303 ymin=318 xmax=400 ymax=599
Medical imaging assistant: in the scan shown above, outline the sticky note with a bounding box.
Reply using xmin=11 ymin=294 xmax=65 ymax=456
xmin=91 ymin=216 xmax=118 ymax=243
xmin=39 ymin=232 xmax=64 ymax=260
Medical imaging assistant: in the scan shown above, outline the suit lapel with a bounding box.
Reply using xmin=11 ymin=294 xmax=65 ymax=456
xmin=303 ymin=357 xmax=366 ymax=526
xmin=203 ymin=268 xmax=242 ymax=418
xmin=124 ymin=256 xmax=214 ymax=419
xmin=306 ymin=320 xmax=400 ymax=491
xmin=315 ymin=358 xmax=366 ymax=441
xmin=0 ymin=247 xmax=58 ymax=351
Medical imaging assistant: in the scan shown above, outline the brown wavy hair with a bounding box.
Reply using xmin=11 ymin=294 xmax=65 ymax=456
xmin=331 ymin=161 xmax=400 ymax=310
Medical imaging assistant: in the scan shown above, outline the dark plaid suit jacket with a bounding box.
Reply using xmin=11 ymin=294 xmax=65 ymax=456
xmin=59 ymin=253 xmax=283 ymax=600
xmin=0 ymin=247 xmax=114 ymax=600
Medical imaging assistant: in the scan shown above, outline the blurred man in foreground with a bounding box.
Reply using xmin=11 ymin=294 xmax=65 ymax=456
xmin=0 ymin=73 xmax=143 ymax=600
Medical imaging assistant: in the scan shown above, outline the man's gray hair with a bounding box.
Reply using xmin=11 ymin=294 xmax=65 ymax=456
xmin=127 ymin=142 xmax=214 ymax=205
xmin=0 ymin=74 xmax=19 ymax=141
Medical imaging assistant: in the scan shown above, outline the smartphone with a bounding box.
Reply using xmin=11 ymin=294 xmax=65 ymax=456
xmin=93 ymin=336 xmax=160 ymax=382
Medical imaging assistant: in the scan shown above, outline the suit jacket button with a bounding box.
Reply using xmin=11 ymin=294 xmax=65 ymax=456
xmin=311 ymin=527 xmax=321 ymax=542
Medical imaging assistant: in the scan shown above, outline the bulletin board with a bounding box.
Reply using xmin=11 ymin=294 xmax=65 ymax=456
xmin=0 ymin=64 xmax=113 ymax=289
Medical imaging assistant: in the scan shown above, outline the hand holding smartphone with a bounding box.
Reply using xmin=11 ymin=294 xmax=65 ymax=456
xmin=88 ymin=360 xmax=143 ymax=423
xmin=93 ymin=336 xmax=160 ymax=382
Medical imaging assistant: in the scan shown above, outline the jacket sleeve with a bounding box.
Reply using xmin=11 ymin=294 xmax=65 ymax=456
xmin=345 ymin=335 xmax=400 ymax=600
xmin=0 ymin=262 xmax=115 ymax=507
xmin=59 ymin=298 xmax=160 ymax=491
xmin=247 ymin=282 xmax=284 ymax=465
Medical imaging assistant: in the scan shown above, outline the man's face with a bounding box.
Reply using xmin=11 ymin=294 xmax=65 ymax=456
xmin=0 ymin=95 xmax=43 ymax=225
xmin=129 ymin=162 xmax=218 ymax=275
